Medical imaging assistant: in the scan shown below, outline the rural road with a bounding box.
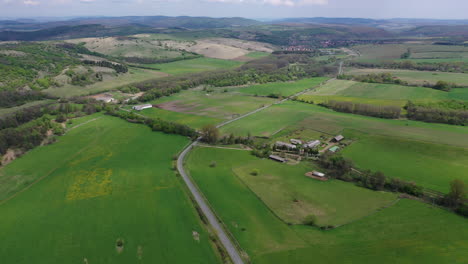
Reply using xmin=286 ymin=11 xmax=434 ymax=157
xmin=177 ymin=140 xmax=245 ymax=264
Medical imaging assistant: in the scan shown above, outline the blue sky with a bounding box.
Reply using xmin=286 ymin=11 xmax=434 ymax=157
xmin=1 ymin=0 xmax=467 ymax=19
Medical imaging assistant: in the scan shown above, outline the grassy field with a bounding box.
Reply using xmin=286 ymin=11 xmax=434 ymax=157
xmin=237 ymin=77 xmax=329 ymax=97
xmin=44 ymin=67 xmax=167 ymax=97
xmin=341 ymin=133 xmax=468 ymax=192
xmin=220 ymin=101 xmax=468 ymax=191
xmin=220 ymin=101 xmax=468 ymax=147
xmin=0 ymin=116 xmax=220 ymax=264
xmin=187 ymin=147 xmax=468 ymax=264
xmin=149 ymin=88 xmax=276 ymax=120
xmin=354 ymin=44 xmax=468 ymax=63
xmin=232 ymin=157 xmax=398 ymax=226
xmin=245 ymin=51 xmax=270 ymax=58
xmin=146 ymin=57 xmax=243 ymax=75
xmin=127 ymin=107 xmax=222 ymax=129
xmin=346 ymin=68 xmax=468 ymax=86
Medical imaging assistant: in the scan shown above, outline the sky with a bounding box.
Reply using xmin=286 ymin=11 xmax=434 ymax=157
xmin=1 ymin=0 xmax=468 ymax=20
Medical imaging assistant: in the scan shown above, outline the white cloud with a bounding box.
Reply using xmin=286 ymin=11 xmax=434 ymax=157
xmin=23 ymin=0 xmax=40 ymax=5
xmin=207 ymin=0 xmax=328 ymax=6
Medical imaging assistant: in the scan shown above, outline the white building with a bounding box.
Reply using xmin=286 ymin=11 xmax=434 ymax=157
xmin=290 ymin=139 xmax=303 ymax=145
xmin=304 ymin=140 xmax=320 ymax=149
xmin=312 ymin=171 xmax=325 ymax=178
xmin=132 ymin=104 xmax=153 ymax=111
xmin=275 ymin=141 xmax=297 ymax=150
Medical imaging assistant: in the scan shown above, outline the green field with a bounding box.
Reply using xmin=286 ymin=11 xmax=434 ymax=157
xmin=300 ymin=79 xmax=468 ymax=103
xmin=354 ymin=44 xmax=468 ymax=63
xmin=341 ymin=133 xmax=468 ymax=192
xmin=44 ymin=67 xmax=167 ymax=97
xmin=232 ymin=157 xmax=397 ymax=226
xmin=346 ymin=68 xmax=468 ymax=86
xmin=220 ymin=101 xmax=468 ymax=191
xmin=237 ymin=77 xmax=329 ymax=97
xmin=245 ymin=51 xmax=270 ymax=58
xmin=0 ymin=116 xmax=220 ymax=264
xmin=147 ymin=57 xmax=243 ymax=75
xmin=149 ymin=88 xmax=276 ymax=120
xmin=128 ymin=107 xmax=222 ymax=129
xmin=187 ymin=147 xmax=468 ymax=264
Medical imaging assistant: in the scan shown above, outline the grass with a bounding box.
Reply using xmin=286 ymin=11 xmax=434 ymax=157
xmin=187 ymin=147 xmax=468 ymax=264
xmin=237 ymin=77 xmax=329 ymax=97
xmin=220 ymin=101 xmax=468 ymax=148
xmin=354 ymin=43 xmax=468 ymax=63
xmin=146 ymin=57 xmax=243 ymax=75
xmin=128 ymin=107 xmax=222 ymax=129
xmin=0 ymin=116 xmax=220 ymax=264
xmin=149 ymin=88 xmax=276 ymax=120
xmin=0 ymin=99 xmax=54 ymax=117
xmin=232 ymin=158 xmax=398 ymax=226
xmin=44 ymin=67 xmax=167 ymax=97
xmin=346 ymin=68 xmax=468 ymax=87
xmin=341 ymin=132 xmax=468 ymax=192
xmin=298 ymin=79 xmax=468 ymax=108
xmin=245 ymin=51 xmax=270 ymax=58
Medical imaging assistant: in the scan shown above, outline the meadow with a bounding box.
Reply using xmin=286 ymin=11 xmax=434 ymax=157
xmin=232 ymin=158 xmax=398 ymax=226
xmin=220 ymin=101 xmax=468 ymax=191
xmin=346 ymin=68 xmax=468 ymax=86
xmin=149 ymin=88 xmax=275 ymax=120
xmin=353 ymin=43 xmax=468 ymax=63
xmin=146 ymin=57 xmax=243 ymax=75
xmin=44 ymin=67 xmax=167 ymax=97
xmin=237 ymin=77 xmax=329 ymax=97
xmin=128 ymin=107 xmax=222 ymax=129
xmin=341 ymin=133 xmax=468 ymax=192
xmin=300 ymin=79 xmax=468 ymax=102
xmin=187 ymin=147 xmax=468 ymax=264
xmin=0 ymin=116 xmax=220 ymax=264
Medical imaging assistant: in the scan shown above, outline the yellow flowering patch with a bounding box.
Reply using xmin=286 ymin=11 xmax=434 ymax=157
xmin=66 ymin=168 xmax=112 ymax=201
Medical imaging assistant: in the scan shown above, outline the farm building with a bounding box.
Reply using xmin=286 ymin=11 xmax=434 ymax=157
xmin=304 ymin=140 xmax=320 ymax=149
xmin=333 ymin=135 xmax=344 ymax=142
xmin=275 ymin=141 xmax=297 ymax=149
xmin=269 ymin=155 xmax=286 ymax=163
xmin=312 ymin=171 xmax=325 ymax=178
xmin=290 ymin=139 xmax=303 ymax=145
xmin=95 ymin=94 xmax=115 ymax=103
xmin=132 ymin=104 xmax=153 ymax=111
xmin=329 ymin=146 xmax=340 ymax=153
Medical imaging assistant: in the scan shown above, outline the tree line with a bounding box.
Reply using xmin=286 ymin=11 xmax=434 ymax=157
xmin=318 ymin=153 xmax=468 ymax=218
xmin=82 ymin=60 xmax=128 ymax=73
xmin=406 ymin=101 xmax=468 ymax=126
xmin=124 ymin=54 xmax=202 ymax=65
xmin=301 ymin=99 xmax=401 ymax=119
xmin=348 ymin=60 xmax=468 ymax=74
xmin=0 ymin=90 xmax=48 ymax=108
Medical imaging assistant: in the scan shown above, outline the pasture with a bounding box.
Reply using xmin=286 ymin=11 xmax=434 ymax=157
xmin=233 ymin=158 xmax=398 ymax=226
xmin=146 ymin=57 xmax=243 ymax=75
xmin=354 ymin=43 xmax=468 ymax=63
xmin=341 ymin=133 xmax=468 ymax=192
xmin=301 ymin=79 xmax=467 ymax=102
xmin=0 ymin=116 xmax=220 ymax=264
xmin=346 ymin=68 xmax=468 ymax=86
xmin=237 ymin=77 xmax=329 ymax=97
xmin=129 ymin=107 xmax=222 ymax=129
xmin=187 ymin=147 xmax=468 ymax=264
xmin=150 ymin=88 xmax=275 ymax=120
xmin=44 ymin=67 xmax=167 ymax=97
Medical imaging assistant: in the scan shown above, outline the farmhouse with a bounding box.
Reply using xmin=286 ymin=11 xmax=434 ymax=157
xmin=132 ymin=104 xmax=153 ymax=111
xmin=275 ymin=141 xmax=297 ymax=149
xmin=269 ymin=155 xmax=286 ymax=163
xmin=95 ymin=93 xmax=115 ymax=103
xmin=333 ymin=135 xmax=344 ymax=142
xmin=304 ymin=140 xmax=320 ymax=149
xmin=329 ymin=146 xmax=340 ymax=153
xmin=290 ymin=139 xmax=303 ymax=145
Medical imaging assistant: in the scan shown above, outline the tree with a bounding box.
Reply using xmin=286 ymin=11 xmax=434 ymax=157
xmin=445 ymin=179 xmax=467 ymax=207
xmin=201 ymin=124 xmax=219 ymax=144
xmin=303 ymin=214 xmax=317 ymax=226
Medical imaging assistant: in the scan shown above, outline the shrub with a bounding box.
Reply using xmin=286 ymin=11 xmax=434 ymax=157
xmin=303 ymin=214 xmax=317 ymax=226
xmin=209 ymin=161 xmax=217 ymax=168
xmin=250 ymin=169 xmax=259 ymax=176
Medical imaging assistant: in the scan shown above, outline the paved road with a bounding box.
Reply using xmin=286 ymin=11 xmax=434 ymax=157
xmin=177 ymin=141 xmax=245 ymax=264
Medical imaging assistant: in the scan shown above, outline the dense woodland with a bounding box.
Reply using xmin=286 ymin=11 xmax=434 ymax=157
xmin=406 ymin=101 xmax=468 ymax=125
xmin=348 ymin=60 xmax=468 ymax=74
